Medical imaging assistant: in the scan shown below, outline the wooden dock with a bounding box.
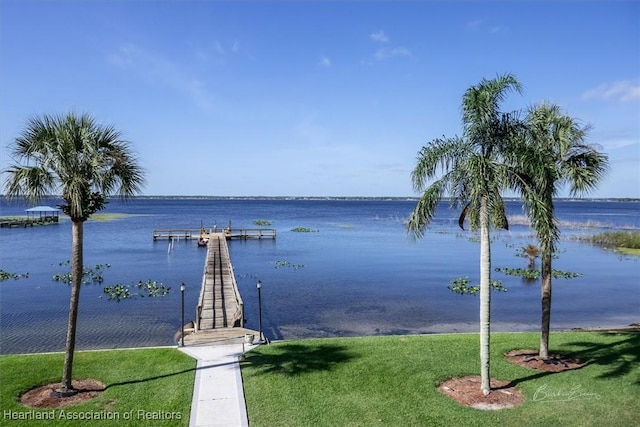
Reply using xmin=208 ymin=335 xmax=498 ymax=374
xmin=153 ymin=227 xmax=275 ymax=241
xmin=195 ymin=233 xmax=244 ymax=331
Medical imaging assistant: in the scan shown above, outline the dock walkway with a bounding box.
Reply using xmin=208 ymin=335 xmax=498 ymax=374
xmin=196 ymin=233 xmax=244 ymax=331
xmin=179 ymin=232 xmax=263 ymax=426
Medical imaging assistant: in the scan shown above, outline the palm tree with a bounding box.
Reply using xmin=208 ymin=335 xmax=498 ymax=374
xmin=522 ymin=244 xmax=540 ymax=269
xmin=407 ymin=74 xmax=524 ymax=395
xmin=522 ymin=102 xmax=608 ymax=360
xmin=3 ymin=112 xmax=145 ymax=394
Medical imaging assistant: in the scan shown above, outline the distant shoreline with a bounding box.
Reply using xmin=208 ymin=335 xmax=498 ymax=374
xmin=2 ymin=195 xmax=639 ymax=202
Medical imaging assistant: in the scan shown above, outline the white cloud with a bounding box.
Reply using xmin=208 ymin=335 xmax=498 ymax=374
xmin=107 ymin=43 xmax=215 ymax=111
xmin=467 ymin=19 xmax=483 ymax=30
xmin=581 ymin=80 xmax=640 ymax=103
xmin=213 ymin=41 xmax=224 ymax=55
xmin=467 ymin=19 xmax=507 ymax=34
xmin=319 ymin=56 xmax=331 ymax=67
xmin=370 ymin=30 xmax=389 ymax=43
xmin=373 ymin=46 xmax=411 ymax=61
xmin=595 ymin=137 xmax=638 ymax=150
xmin=107 ymin=43 xmax=139 ymax=68
xmin=368 ymin=30 xmax=410 ymax=62
xmin=232 ymin=41 xmax=239 ymax=54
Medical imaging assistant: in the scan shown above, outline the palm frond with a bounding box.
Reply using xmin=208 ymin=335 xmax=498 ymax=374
xmin=407 ymin=179 xmax=447 ymax=239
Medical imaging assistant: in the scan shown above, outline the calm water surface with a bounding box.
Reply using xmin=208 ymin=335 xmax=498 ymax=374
xmin=1 ymin=198 xmax=638 ymax=354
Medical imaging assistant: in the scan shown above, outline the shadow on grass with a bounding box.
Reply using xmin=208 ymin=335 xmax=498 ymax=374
xmin=241 ymin=342 xmax=355 ymax=376
xmin=507 ymin=332 xmax=640 ymax=387
xmin=105 ymin=367 xmax=197 ymax=390
xmin=556 ymin=332 xmax=640 ymax=384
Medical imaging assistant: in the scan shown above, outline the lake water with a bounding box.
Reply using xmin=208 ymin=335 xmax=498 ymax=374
xmin=1 ymin=198 xmax=639 ymax=354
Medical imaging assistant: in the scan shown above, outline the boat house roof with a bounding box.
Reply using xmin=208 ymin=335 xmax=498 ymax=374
xmin=25 ymin=206 xmax=60 ymax=213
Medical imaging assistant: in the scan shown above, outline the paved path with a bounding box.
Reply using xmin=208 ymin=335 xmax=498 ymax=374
xmin=180 ymin=343 xmax=259 ymax=427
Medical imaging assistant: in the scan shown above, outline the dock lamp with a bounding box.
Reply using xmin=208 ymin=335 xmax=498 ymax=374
xmin=180 ymin=283 xmax=186 ymax=347
xmin=257 ymin=280 xmax=264 ymax=343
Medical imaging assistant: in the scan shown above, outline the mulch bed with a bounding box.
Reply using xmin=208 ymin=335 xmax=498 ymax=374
xmin=437 ymin=348 xmax=589 ymax=410
xmin=504 ymin=349 xmax=587 ymax=372
xmin=438 ymin=376 xmax=524 ymax=410
xmin=20 ymin=379 xmax=106 ymax=409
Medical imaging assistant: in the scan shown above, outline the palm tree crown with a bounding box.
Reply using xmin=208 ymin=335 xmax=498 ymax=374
xmin=4 ymin=112 xmax=145 ymax=220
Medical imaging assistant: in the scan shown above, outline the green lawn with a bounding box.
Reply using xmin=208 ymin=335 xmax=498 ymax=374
xmin=2 ymin=332 xmax=638 ymax=426
xmin=241 ymin=331 xmax=640 ymax=427
xmin=0 ymin=348 xmax=196 ymax=427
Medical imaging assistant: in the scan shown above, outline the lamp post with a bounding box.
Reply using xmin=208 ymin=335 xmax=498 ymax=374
xmin=180 ymin=282 xmax=185 ymax=347
xmin=257 ymin=280 xmax=263 ymax=343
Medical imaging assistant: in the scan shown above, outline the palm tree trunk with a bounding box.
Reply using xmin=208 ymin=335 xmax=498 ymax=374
xmin=60 ymin=220 xmax=83 ymax=393
xmin=539 ymin=241 xmax=552 ymax=360
xmin=479 ymin=196 xmax=491 ymax=396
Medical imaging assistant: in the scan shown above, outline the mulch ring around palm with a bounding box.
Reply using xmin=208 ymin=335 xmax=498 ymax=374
xmin=438 ymin=376 xmax=524 ymax=410
xmin=20 ymin=379 xmax=105 ymax=408
xmin=504 ymin=349 xmax=587 ymax=372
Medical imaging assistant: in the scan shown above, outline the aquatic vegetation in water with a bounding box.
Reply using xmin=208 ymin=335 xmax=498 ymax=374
xmin=52 ymin=261 xmax=110 ymax=284
xmin=51 ymin=260 xmax=171 ymax=301
xmin=88 ymin=213 xmax=132 ymax=222
xmin=291 ymin=227 xmax=318 ymax=233
xmin=580 ymin=231 xmax=640 ymax=250
xmin=494 ymin=267 xmax=582 ymax=280
xmin=448 ymin=277 xmax=507 ymax=295
xmin=254 ymin=219 xmax=272 ymax=226
xmin=0 ymin=270 xmax=29 ymax=281
xmin=102 ymin=281 xmax=171 ymax=302
xmin=274 ymin=260 xmax=306 ymax=270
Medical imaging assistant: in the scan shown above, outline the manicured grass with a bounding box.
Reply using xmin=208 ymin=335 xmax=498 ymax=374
xmin=0 ymin=348 xmax=196 ymax=426
xmin=241 ymin=332 xmax=639 ymax=427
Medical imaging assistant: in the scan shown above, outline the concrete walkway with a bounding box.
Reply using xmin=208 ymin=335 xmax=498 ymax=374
xmin=180 ymin=343 xmax=259 ymax=427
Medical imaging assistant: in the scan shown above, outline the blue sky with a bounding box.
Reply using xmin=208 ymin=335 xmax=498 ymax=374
xmin=1 ymin=1 xmax=638 ymax=198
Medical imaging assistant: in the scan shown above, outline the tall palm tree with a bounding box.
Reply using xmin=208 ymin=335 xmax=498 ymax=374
xmin=3 ymin=112 xmax=145 ymax=394
xmin=407 ymin=74 xmax=524 ymax=395
xmin=522 ymin=102 xmax=608 ymax=360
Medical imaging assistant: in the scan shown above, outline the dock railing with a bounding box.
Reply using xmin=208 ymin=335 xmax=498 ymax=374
xmin=195 ymin=259 xmax=207 ymax=332
xmin=153 ymin=227 xmax=276 ymax=241
xmin=224 ymin=228 xmax=276 ymax=240
xmin=221 ymin=242 xmax=244 ymax=327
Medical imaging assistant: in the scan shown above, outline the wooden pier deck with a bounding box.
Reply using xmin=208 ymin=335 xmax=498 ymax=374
xmin=195 ymin=233 xmax=244 ymax=331
xmin=153 ymin=227 xmax=275 ymax=241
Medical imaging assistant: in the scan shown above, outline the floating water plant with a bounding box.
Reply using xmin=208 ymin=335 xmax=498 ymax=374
xmin=494 ymin=267 xmax=582 ymax=280
xmin=52 ymin=260 xmax=110 ymax=284
xmin=448 ymin=277 xmax=507 ymax=295
xmin=254 ymin=219 xmax=272 ymax=226
xmin=88 ymin=213 xmax=132 ymax=222
xmin=102 ymin=280 xmax=171 ymax=302
xmin=291 ymin=227 xmax=318 ymax=232
xmin=52 ymin=260 xmax=171 ymax=301
xmin=275 ymin=260 xmax=306 ymax=270
xmin=0 ymin=270 xmax=28 ymax=281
